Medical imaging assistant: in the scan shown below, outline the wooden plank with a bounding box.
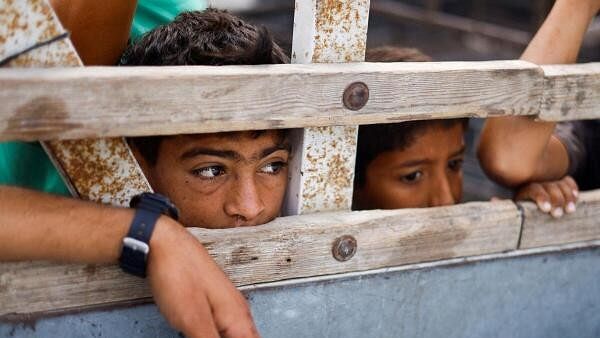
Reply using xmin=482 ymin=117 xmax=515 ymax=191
xmin=0 ymin=200 xmax=521 ymax=316
xmin=0 ymin=0 xmax=151 ymax=206
xmin=0 ymin=60 xmax=544 ymax=142
xmin=538 ymin=63 xmax=600 ymax=121
xmin=285 ymin=0 xmax=370 ymax=214
xmin=519 ymin=190 xmax=600 ymax=249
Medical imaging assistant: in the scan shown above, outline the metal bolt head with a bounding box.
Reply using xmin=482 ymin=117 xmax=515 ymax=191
xmin=343 ymin=82 xmax=369 ymax=111
xmin=332 ymin=235 xmax=357 ymax=262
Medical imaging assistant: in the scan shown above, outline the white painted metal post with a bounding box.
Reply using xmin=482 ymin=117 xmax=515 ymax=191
xmin=0 ymin=0 xmax=151 ymax=206
xmin=284 ymin=0 xmax=370 ymax=215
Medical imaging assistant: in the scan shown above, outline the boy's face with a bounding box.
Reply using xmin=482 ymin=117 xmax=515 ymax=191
xmin=356 ymin=123 xmax=465 ymax=209
xmin=136 ymin=131 xmax=290 ymax=228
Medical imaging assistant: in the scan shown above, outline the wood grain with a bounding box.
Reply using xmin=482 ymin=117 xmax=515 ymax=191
xmin=0 ymin=201 xmax=520 ymax=316
xmin=519 ymin=190 xmax=600 ymax=249
xmin=0 ymin=61 xmax=543 ymax=141
xmin=539 ymin=63 xmax=600 ymax=121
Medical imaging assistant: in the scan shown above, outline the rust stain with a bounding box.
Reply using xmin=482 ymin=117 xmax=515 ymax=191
xmin=300 ymin=125 xmax=357 ymax=212
xmin=46 ymin=138 xmax=150 ymax=206
xmin=0 ymin=0 xmax=66 ymax=63
xmin=312 ymin=0 xmax=369 ymax=63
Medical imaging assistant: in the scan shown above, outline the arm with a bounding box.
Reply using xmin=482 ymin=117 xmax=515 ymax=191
xmin=0 ymin=186 xmax=259 ymax=338
xmin=49 ymin=0 xmax=138 ymax=65
xmin=477 ymin=0 xmax=600 ymax=187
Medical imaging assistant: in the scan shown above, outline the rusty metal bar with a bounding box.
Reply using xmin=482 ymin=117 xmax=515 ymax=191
xmin=284 ymin=0 xmax=370 ymax=215
xmin=1 ymin=0 xmax=151 ymax=206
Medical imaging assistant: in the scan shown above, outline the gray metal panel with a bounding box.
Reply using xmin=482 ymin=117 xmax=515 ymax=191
xmin=2 ymin=247 xmax=599 ymax=338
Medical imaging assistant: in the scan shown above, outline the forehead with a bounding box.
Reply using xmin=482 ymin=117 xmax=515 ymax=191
xmin=162 ymin=130 xmax=288 ymax=154
xmin=372 ymin=123 xmax=465 ymax=166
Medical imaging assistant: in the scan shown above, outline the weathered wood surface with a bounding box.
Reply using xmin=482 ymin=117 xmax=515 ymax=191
xmin=1 ymin=0 xmax=151 ymax=206
xmin=0 ymin=201 xmax=520 ymax=316
xmin=284 ymin=0 xmax=369 ymax=214
xmin=538 ymin=63 xmax=600 ymax=121
xmin=0 ymin=60 xmax=544 ymax=141
xmin=519 ymin=190 xmax=600 ymax=249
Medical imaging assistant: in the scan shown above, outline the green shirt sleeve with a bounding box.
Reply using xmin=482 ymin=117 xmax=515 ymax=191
xmin=0 ymin=142 xmax=71 ymax=196
xmin=130 ymin=0 xmax=207 ymax=41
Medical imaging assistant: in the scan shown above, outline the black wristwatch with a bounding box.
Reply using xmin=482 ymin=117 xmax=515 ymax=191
xmin=119 ymin=192 xmax=179 ymax=277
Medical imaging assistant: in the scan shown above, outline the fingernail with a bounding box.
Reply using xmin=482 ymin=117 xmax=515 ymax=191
xmin=566 ymin=202 xmax=576 ymax=213
xmin=573 ymin=190 xmax=579 ymax=198
xmin=540 ymin=201 xmax=552 ymax=213
xmin=551 ymin=208 xmax=564 ymax=218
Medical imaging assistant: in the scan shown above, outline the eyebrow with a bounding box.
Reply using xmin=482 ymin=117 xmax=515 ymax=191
xmin=449 ymin=145 xmax=467 ymax=158
xmin=180 ymin=148 xmax=241 ymax=161
xmin=180 ymin=144 xmax=291 ymax=162
xmin=259 ymin=144 xmax=291 ymax=159
xmin=393 ymin=145 xmax=466 ymax=168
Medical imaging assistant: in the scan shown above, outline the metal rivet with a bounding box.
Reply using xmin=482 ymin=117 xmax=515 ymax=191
xmin=342 ymin=82 xmax=369 ymax=111
xmin=332 ymin=235 xmax=357 ymax=262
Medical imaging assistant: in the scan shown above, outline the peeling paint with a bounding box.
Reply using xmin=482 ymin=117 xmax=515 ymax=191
xmin=299 ymin=126 xmax=357 ymax=212
xmin=46 ymin=138 xmax=151 ymax=206
xmin=3 ymin=0 xmax=150 ymax=206
xmin=312 ymin=0 xmax=370 ymax=63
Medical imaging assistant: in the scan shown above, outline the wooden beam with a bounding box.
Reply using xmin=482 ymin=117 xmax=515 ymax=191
xmin=1 ymin=0 xmax=151 ymax=207
xmin=0 ymin=60 xmax=545 ymax=141
xmin=0 ymin=200 xmax=521 ymax=316
xmin=538 ymin=63 xmax=600 ymax=121
xmin=519 ymin=190 xmax=600 ymax=249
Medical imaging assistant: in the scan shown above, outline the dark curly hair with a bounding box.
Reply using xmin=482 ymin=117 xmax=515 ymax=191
xmin=120 ymin=9 xmax=289 ymax=66
xmin=122 ymin=9 xmax=290 ymax=165
xmin=354 ymin=46 xmax=468 ymax=187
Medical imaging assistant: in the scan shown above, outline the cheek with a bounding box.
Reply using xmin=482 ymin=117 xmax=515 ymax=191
xmin=257 ymin=171 xmax=288 ymax=216
xmin=175 ymin=188 xmax=228 ymax=228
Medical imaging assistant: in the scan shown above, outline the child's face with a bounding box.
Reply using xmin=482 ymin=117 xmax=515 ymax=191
xmin=356 ymin=123 xmax=465 ymax=209
xmin=137 ymin=131 xmax=290 ymax=228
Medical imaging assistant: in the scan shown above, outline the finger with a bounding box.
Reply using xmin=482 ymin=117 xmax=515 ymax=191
xmin=180 ymin=294 xmax=220 ymax=338
xmin=213 ymin=293 xmax=260 ymax=338
xmin=557 ymin=179 xmax=576 ymax=214
xmin=563 ymin=176 xmax=579 ymax=200
xmin=515 ymin=183 xmax=552 ymax=213
xmin=544 ymin=183 xmax=565 ymax=218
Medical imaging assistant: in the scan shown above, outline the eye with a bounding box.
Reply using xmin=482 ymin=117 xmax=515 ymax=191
xmin=401 ymin=171 xmax=423 ymax=183
xmin=259 ymin=161 xmax=287 ymax=175
xmin=192 ymin=166 xmax=225 ymax=179
xmin=448 ymin=158 xmax=464 ymax=171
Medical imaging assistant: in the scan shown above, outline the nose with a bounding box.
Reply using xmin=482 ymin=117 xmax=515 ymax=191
xmin=223 ymin=175 xmax=265 ymax=225
xmin=429 ymin=173 xmax=456 ymax=207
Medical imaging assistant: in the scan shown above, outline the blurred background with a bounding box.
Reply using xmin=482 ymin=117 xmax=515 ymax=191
xmin=209 ymin=0 xmax=600 ymax=201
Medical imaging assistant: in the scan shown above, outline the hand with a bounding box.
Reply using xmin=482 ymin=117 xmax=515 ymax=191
xmin=148 ymin=217 xmax=260 ymax=338
xmin=515 ymin=176 xmax=579 ymax=218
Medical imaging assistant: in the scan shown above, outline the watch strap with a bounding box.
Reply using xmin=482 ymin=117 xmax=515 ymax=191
xmin=120 ymin=208 xmax=161 ymax=277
